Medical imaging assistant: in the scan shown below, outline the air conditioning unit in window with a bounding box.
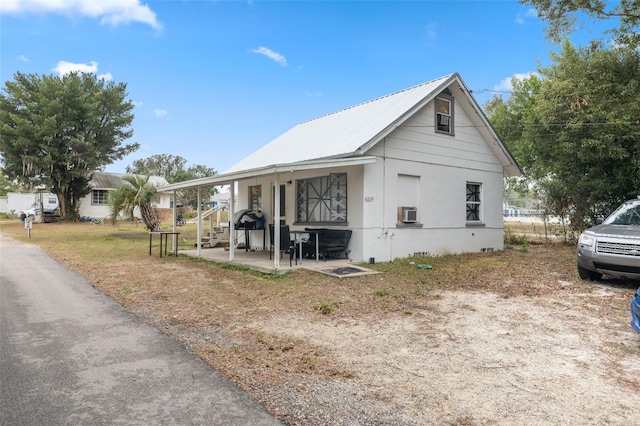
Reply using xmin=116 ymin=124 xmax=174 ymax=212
xmin=402 ymin=207 xmax=418 ymax=223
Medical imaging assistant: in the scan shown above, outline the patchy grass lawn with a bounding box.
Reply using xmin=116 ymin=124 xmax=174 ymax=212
xmin=2 ymin=219 xmax=638 ymax=425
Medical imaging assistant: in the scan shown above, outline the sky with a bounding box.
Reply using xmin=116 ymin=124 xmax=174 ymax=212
xmin=0 ymin=0 xmax=611 ymax=175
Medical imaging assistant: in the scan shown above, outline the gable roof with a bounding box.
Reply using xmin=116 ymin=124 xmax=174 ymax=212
xmin=225 ymin=72 xmax=521 ymax=177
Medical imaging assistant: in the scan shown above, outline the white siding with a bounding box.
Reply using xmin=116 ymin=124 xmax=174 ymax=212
xmin=368 ymin=102 xmax=503 ymax=174
xmin=232 ymin=166 xmax=365 ymax=253
xmin=78 ymin=195 xmax=110 ymax=219
xmin=356 ymin=95 xmax=505 ymax=262
xmin=78 ymin=191 xmax=172 ymax=219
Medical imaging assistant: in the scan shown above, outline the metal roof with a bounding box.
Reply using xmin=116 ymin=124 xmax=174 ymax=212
xmin=158 ymin=72 xmax=521 ymax=193
xmin=225 ymin=74 xmax=455 ymax=173
xmin=90 ymin=171 xmax=126 ymax=189
xmin=90 ymin=171 xmax=168 ymax=189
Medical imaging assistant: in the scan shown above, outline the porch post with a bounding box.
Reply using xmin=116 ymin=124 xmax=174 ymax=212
xmin=229 ymin=182 xmax=235 ymax=261
xmin=172 ymin=190 xmax=178 ymax=253
xmin=273 ymin=173 xmax=281 ymax=270
xmin=196 ymin=186 xmax=202 ymax=257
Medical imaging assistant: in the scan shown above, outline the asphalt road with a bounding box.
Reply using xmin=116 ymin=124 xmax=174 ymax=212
xmin=0 ymin=233 xmax=281 ymax=425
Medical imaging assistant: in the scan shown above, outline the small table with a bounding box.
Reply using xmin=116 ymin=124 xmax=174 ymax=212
xmin=291 ymin=230 xmax=320 ymax=263
xmin=149 ymin=232 xmax=180 ymax=258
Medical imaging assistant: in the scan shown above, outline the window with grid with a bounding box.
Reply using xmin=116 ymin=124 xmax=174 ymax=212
xmin=92 ymin=190 xmax=109 ymax=205
xmin=466 ymin=183 xmax=481 ymax=222
xmin=296 ymin=173 xmax=347 ymax=223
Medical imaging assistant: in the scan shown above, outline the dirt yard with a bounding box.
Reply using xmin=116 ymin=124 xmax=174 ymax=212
xmin=2 ymin=222 xmax=639 ymax=425
xmin=84 ymin=248 xmax=640 ymax=425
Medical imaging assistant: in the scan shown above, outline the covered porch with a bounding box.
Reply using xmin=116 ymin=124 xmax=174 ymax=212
xmin=158 ymin=156 xmax=375 ymax=271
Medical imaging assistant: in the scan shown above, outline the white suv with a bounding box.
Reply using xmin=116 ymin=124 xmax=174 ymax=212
xmin=577 ymin=198 xmax=640 ymax=281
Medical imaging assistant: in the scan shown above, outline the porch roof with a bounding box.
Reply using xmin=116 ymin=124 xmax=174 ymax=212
xmin=157 ymin=156 xmax=377 ymax=192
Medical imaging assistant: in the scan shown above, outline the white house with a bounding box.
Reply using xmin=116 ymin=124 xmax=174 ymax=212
xmin=158 ymin=73 xmax=522 ymax=267
xmin=79 ymin=171 xmax=171 ymax=219
xmin=209 ymin=191 xmax=230 ymax=210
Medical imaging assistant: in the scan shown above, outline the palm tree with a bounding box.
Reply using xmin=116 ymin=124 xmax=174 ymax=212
xmin=109 ymin=175 xmax=162 ymax=231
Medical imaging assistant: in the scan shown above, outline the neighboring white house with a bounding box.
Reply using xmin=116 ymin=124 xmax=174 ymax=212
xmin=1 ymin=172 xmax=170 ymax=219
xmin=210 ymin=191 xmax=230 ymax=210
xmin=158 ymin=73 xmax=522 ymax=267
xmin=79 ymin=171 xmax=171 ymax=219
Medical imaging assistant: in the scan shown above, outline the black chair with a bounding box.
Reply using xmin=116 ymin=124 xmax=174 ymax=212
xmin=268 ymin=224 xmax=297 ymax=266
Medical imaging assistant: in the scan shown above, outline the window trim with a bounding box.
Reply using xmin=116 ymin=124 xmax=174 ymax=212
xmin=435 ymin=92 xmax=454 ymax=135
xmin=465 ymin=182 xmax=483 ymax=224
xmin=91 ymin=189 xmax=110 ymax=206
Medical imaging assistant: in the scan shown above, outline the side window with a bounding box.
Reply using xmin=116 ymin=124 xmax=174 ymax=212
xmin=92 ymin=190 xmax=109 ymax=205
xmin=435 ymin=91 xmax=454 ymax=135
xmin=466 ymin=182 xmax=482 ymax=222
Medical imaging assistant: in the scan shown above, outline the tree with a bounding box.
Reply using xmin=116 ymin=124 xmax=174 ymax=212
xmin=0 ymin=72 xmax=139 ymax=220
xmin=126 ymin=154 xmax=217 ymax=208
xmin=174 ymin=163 xmax=218 ymax=208
xmin=521 ymin=0 xmax=640 ymax=48
xmin=485 ymin=41 xmax=640 ymax=230
xmin=126 ymin=154 xmax=188 ymax=182
xmin=109 ymin=175 xmax=162 ymax=231
xmin=0 ymin=167 xmax=23 ymax=195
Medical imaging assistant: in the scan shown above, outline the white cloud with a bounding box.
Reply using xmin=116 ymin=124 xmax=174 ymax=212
xmin=52 ymin=60 xmax=98 ymax=76
xmin=17 ymin=54 xmax=28 ymax=62
xmin=516 ymin=8 xmax=538 ymax=25
xmin=0 ymin=0 xmax=162 ymax=30
xmin=250 ymin=47 xmax=288 ymax=66
xmin=52 ymin=60 xmax=113 ymax=81
xmin=526 ymin=9 xmax=538 ymax=18
xmin=154 ymin=109 xmax=168 ymax=117
xmin=494 ymin=72 xmax=540 ymax=92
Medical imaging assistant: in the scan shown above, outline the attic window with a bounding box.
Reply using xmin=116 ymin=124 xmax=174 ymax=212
xmin=435 ymin=93 xmax=454 ymax=135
